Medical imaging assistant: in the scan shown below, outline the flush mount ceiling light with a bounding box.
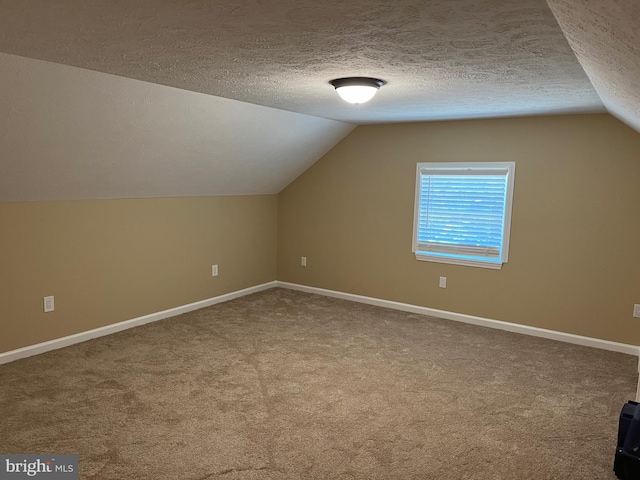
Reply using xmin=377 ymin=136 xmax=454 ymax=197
xmin=329 ymin=77 xmax=386 ymax=105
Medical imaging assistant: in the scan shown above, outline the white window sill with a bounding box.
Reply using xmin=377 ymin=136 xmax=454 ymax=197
xmin=415 ymin=253 xmax=504 ymax=270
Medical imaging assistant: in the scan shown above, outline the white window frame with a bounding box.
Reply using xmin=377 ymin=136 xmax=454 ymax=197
xmin=412 ymin=162 xmax=516 ymax=269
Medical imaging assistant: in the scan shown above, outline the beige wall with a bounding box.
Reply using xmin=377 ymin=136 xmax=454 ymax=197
xmin=0 ymin=196 xmax=278 ymax=353
xmin=3 ymin=114 xmax=640 ymax=355
xmin=277 ymin=114 xmax=640 ymax=345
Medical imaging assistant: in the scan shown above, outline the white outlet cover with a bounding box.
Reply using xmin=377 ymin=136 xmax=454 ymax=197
xmin=212 ymin=265 xmax=219 ymax=277
xmin=439 ymin=277 xmax=447 ymax=288
xmin=44 ymin=295 xmax=55 ymax=312
xmin=634 ymin=304 xmax=640 ymax=318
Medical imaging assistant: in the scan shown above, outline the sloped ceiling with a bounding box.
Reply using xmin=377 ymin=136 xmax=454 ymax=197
xmin=0 ymin=0 xmax=637 ymax=201
xmin=546 ymin=0 xmax=640 ymax=132
xmin=0 ymin=53 xmax=353 ymax=201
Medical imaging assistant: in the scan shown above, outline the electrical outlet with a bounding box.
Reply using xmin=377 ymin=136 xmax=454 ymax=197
xmin=439 ymin=276 xmax=447 ymax=288
xmin=44 ymin=296 xmax=55 ymax=313
xmin=634 ymin=304 xmax=640 ymax=318
xmin=301 ymin=256 xmax=307 ymax=267
xmin=212 ymin=264 xmax=218 ymax=277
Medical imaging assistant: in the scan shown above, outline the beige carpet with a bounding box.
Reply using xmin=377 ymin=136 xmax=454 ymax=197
xmin=0 ymin=288 xmax=636 ymax=479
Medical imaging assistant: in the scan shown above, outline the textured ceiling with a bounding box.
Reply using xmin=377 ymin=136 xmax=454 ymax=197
xmin=546 ymin=0 xmax=640 ymax=132
xmin=1 ymin=0 xmax=638 ymax=202
xmin=0 ymin=0 xmax=607 ymax=124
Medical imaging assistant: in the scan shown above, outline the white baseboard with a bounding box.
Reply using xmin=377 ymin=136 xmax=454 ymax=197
xmin=0 ymin=281 xmax=277 ymax=365
xmin=277 ymin=281 xmax=640 ymax=361
xmin=4 ymin=279 xmax=639 ymax=375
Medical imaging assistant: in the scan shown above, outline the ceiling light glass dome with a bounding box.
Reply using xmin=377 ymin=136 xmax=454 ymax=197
xmin=329 ymin=77 xmax=386 ymax=105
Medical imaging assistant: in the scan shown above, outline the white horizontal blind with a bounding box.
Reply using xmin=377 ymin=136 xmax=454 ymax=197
xmin=415 ymin=166 xmax=510 ymax=264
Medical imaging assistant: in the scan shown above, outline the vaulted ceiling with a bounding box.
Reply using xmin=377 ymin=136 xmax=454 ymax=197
xmin=0 ymin=0 xmax=638 ymax=201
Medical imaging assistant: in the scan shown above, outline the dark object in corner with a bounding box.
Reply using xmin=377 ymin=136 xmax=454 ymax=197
xmin=615 ymin=400 xmax=640 ymax=479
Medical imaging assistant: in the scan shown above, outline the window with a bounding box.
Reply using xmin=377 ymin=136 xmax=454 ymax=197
xmin=412 ymin=162 xmax=516 ymax=269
